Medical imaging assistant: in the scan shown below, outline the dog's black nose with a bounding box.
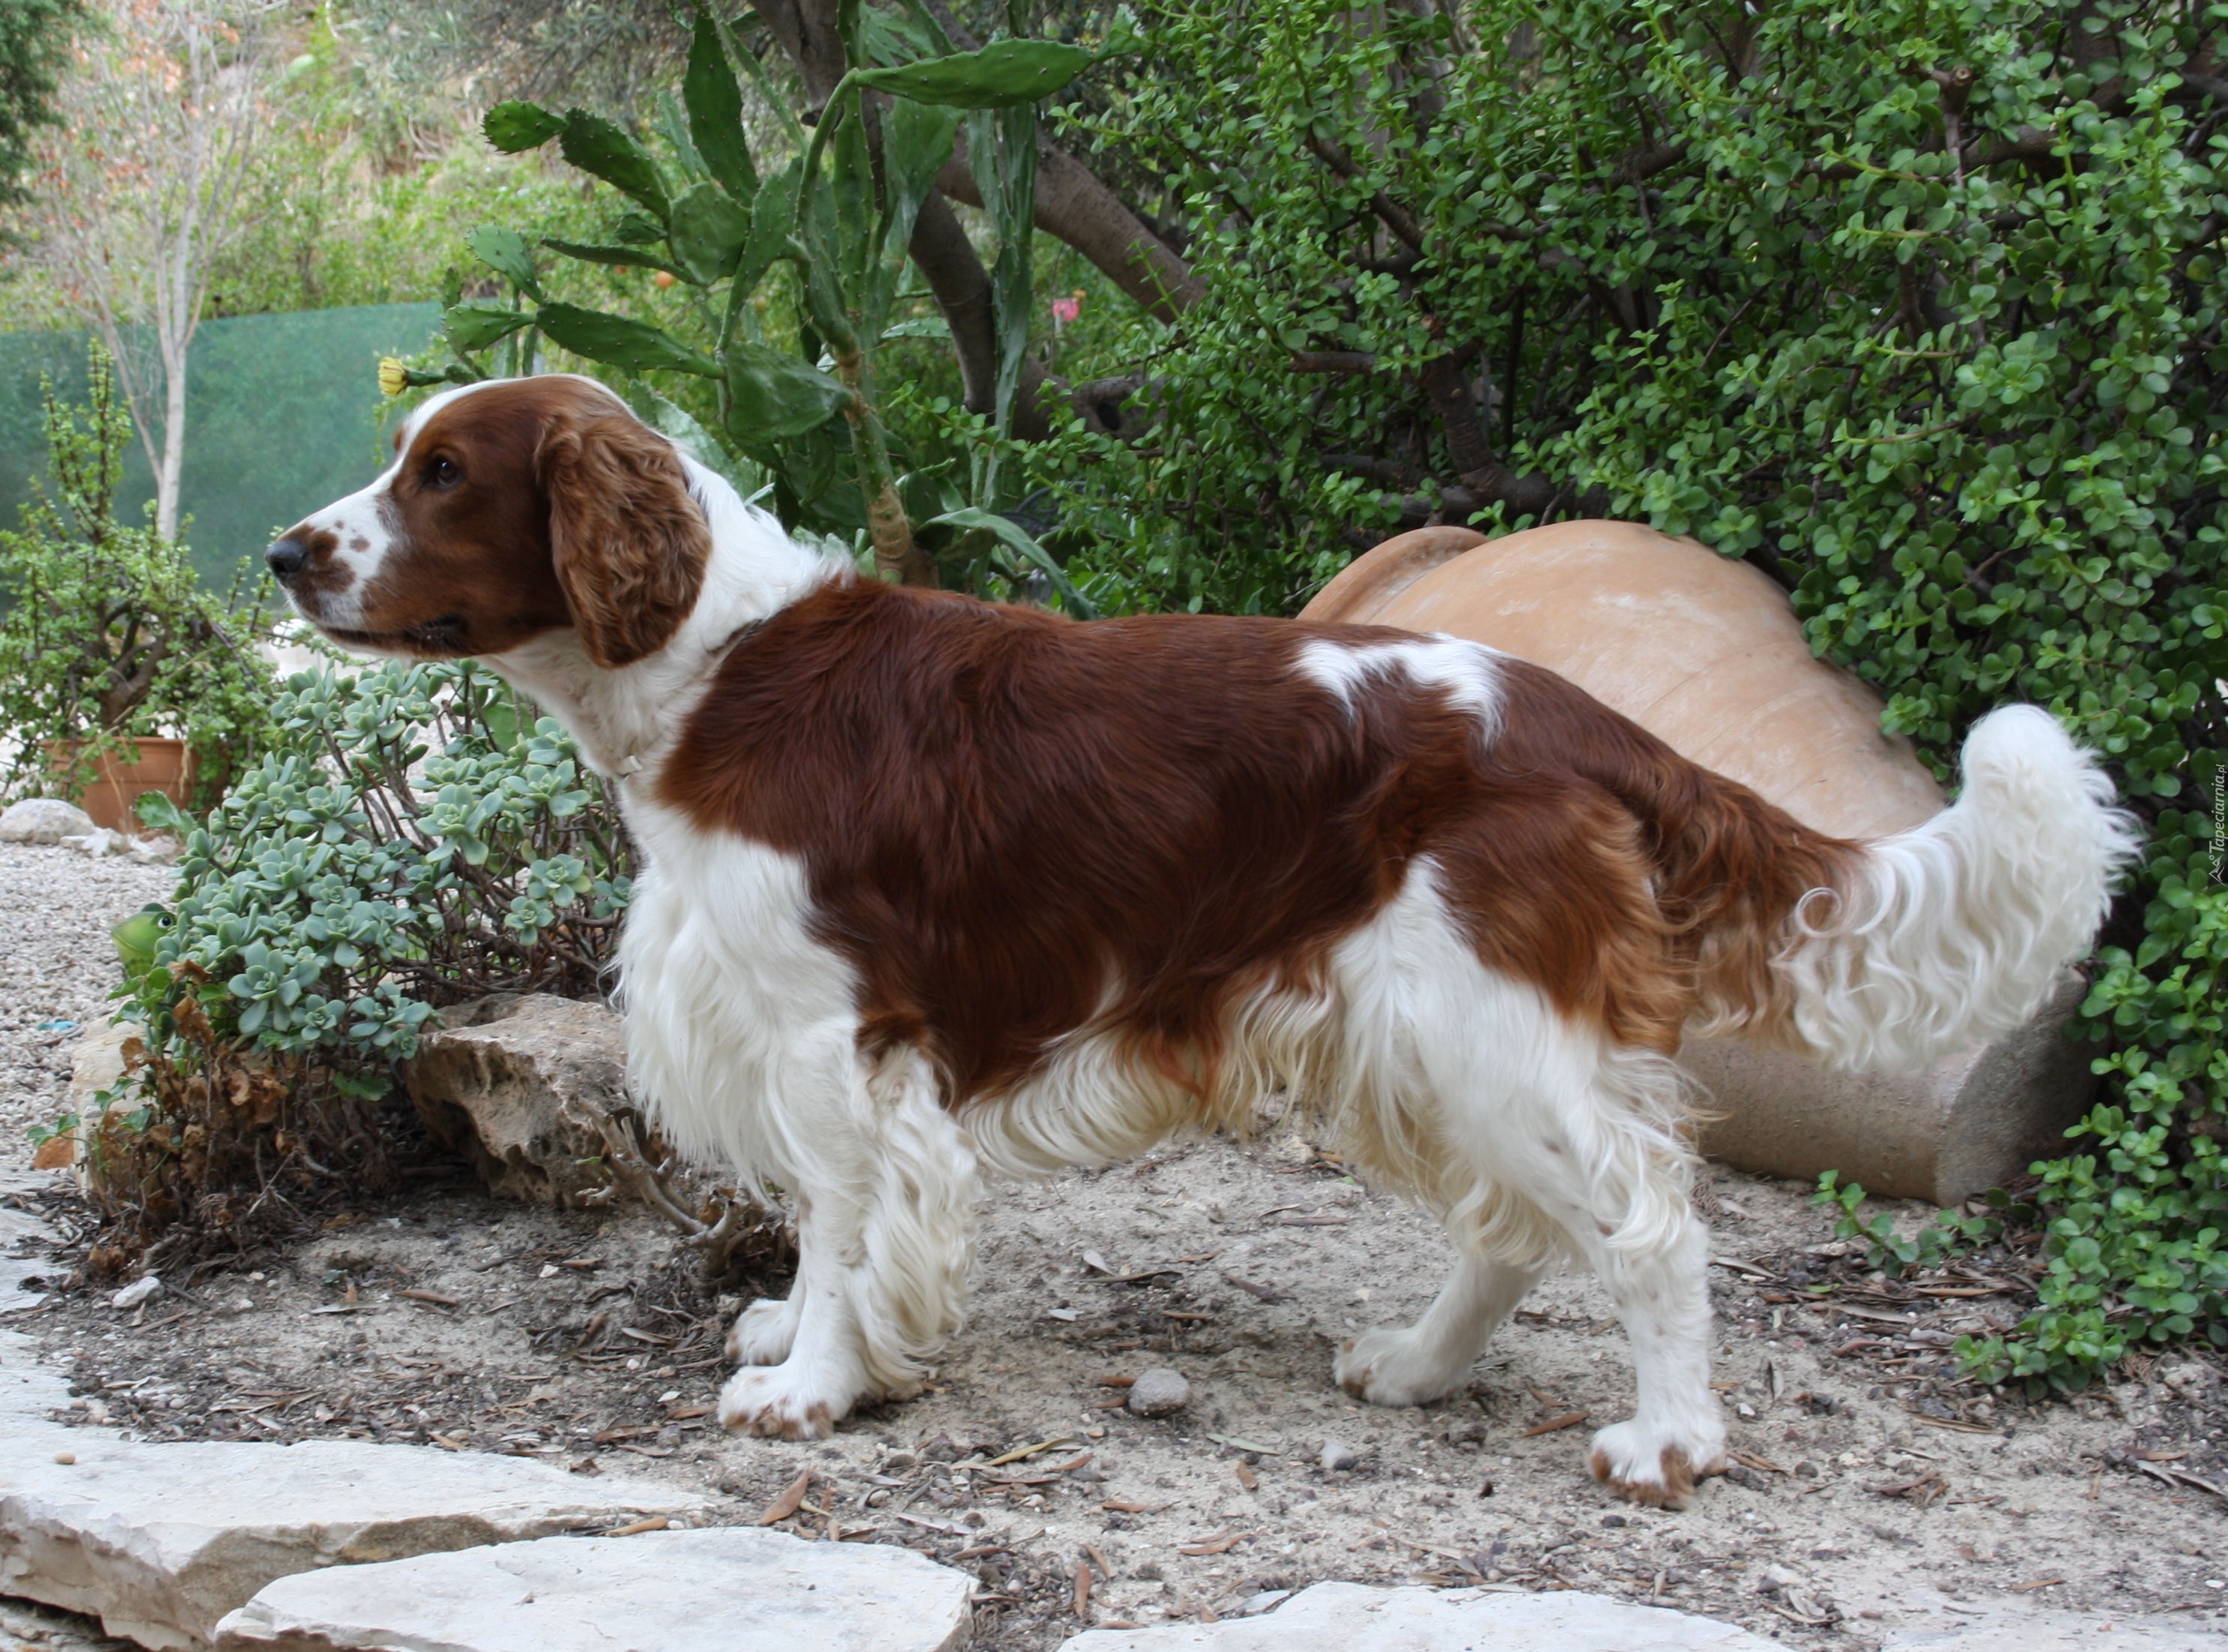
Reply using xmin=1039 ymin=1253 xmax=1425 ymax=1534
xmin=266 ymin=536 xmax=309 ymax=578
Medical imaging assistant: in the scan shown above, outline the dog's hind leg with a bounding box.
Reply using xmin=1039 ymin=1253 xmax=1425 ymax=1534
xmin=719 ymin=1044 xmax=978 ymax=1438
xmin=1513 ymin=1042 xmax=1724 ymax=1508
xmin=1335 ymin=1250 xmax=1543 ymax=1407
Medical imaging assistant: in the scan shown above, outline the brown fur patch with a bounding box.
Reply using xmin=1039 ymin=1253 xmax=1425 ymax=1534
xmin=659 ymin=581 xmax=1863 ymax=1111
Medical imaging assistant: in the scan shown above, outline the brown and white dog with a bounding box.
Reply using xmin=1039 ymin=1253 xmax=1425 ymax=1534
xmin=269 ymin=375 xmax=2135 ymax=1505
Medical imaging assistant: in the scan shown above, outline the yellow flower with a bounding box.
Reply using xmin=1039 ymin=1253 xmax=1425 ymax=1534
xmin=377 ymin=357 xmax=409 ymax=398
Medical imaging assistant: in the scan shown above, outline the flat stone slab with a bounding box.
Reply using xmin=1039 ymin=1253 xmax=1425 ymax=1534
xmin=212 ymin=1526 xmax=974 ymax=1652
xmin=1060 ymin=1582 xmax=1776 ymax=1650
xmin=0 ymin=1432 xmax=710 ymax=1650
xmin=0 ymin=1328 xmax=73 ymax=1434
xmin=1883 ymin=1605 xmax=2228 ymax=1651
xmin=1 ymin=1172 xmax=66 ymax=1316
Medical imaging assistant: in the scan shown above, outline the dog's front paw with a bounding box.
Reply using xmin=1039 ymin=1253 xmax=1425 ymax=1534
xmin=1333 ymin=1326 xmax=1466 ymax=1408
xmin=1586 ymin=1419 xmax=1726 ymax=1510
xmin=717 ymin=1363 xmax=848 ymax=1439
xmin=726 ymin=1295 xmax=800 ymax=1366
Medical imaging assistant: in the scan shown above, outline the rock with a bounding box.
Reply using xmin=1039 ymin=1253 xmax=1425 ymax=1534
xmin=1317 ymin=1439 xmax=1360 ymax=1472
xmin=1126 ymin=1367 xmax=1190 ymax=1417
xmin=110 ymin=1277 xmax=162 ymax=1310
xmin=212 ymin=1526 xmax=974 ymax=1652
xmin=62 ymin=828 xmax=134 ymax=859
xmin=0 ymin=799 xmax=94 ymax=846
xmin=402 ymin=994 xmax=626 ymax=1206
xmin=1302 ymin=521 xmax=2097 ymax=1205
xmin=1881 ymin=1604 xmax=2228 ymax=1651
xmin=0 ymin=1429 xmax=709 ymax=1649
xmin=128 ymin=835 xmax=181 ymax=867
xmin=1059 ymin=1582 xmax=1776 ymax=1650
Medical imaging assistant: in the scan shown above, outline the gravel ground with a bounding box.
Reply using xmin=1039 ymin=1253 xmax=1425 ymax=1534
xmin=0 ymin=844 xmax=175 ymax=1164
xmin=10 ymin=1143 xmax=2228 ymax=1651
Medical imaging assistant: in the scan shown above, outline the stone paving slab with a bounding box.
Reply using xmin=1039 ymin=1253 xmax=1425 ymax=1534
xmin=1883 ymin=1606 xmax=2228 ymax=1651
xmin=0 ymin=1328 xmax=73 ymax=1433
xmin=1058 ymin=1582 xmax=1777 ymax=1651
xmin=211 ymin=1526 xmax=974 ymax=1652
xmin=0 ymin=1431 xmax=711 ymax=1650
xmin=1 ymin=1173 xmax=64 ymax=1317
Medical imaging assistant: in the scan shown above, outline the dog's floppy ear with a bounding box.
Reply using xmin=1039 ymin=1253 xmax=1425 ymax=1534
xmin=536 ymin=404 xmax=711 ymax=668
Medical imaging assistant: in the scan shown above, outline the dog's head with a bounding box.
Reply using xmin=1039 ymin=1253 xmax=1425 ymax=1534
xmin=267 ymin=375 xmax=710 ymax=668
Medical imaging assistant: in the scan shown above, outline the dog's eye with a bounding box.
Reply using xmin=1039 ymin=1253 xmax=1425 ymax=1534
xmin=424 ymin=456 xmax=461 ymax=489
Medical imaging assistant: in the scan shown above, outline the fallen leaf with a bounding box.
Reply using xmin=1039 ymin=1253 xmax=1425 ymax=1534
xmin=758 ymin=1469 xmax=810 ymax=1525
xmin=1730 ymin=1450 xmax=1787 ymax=1475
xmin=1235 ymin=1461 xmax=1258 ymax=1491
xmin=987 ymin=1435 xmax=1078 ymax=1467
xmin=1102 ymin=1498 xmax=1160 ymax=1513
xmin=606 ymin=1517 xmax=668 ymax=1537
xmin=2014 ymin=1578 xmax=2067 ymax=1592
xmin=396 ymin=1289 xmax=460 ymax=1307
xmin=1178 ymin=1530 xmax=1253 ymax=1556
xmin=1098 ymin=1375 xmax=1136 ymax=1388
xmin=1206 ymin=1432 xmax=1283 ymax=1455
xmin=1073 ymin=1558 xmax=1092 ymax=1618
xmin=1521 ymin=1412 xmax=1588 ymax=1437
xmin=1223 ymin=1274 xmax=1289 ymax=1303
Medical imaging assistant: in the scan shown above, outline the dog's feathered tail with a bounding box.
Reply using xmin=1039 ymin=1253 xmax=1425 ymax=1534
xmin=1601 ymin=706 xmax=2140 ymax=1071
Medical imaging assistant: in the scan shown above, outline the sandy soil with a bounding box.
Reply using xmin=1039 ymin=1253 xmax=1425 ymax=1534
xmin=4 ymin=838 xmax=2225 ymax=1650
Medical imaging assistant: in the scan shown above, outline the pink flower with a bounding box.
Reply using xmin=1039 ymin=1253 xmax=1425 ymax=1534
xmin=1051 ymin=295 xmax=1082 ymax=325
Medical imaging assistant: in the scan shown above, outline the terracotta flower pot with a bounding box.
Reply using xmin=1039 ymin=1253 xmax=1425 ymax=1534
xmin=45 ymin=736 xmax=196 ymax=832
xmin=1299 ymin=521 xmax=2094 ymax=1204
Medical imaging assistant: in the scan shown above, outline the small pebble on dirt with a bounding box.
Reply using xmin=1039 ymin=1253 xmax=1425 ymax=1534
xmin=1126 ymin=1367 xmax=1190 ymax=1417
xmin=1319 ymin=1437 xmax=1361 ymax=1471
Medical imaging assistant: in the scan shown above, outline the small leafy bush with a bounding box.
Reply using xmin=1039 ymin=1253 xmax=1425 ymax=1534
xmin=60 ymin=659 xmax=633 ymax=1262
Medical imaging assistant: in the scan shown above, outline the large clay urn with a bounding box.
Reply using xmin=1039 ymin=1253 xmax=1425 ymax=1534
xmin=1300 ymin=522 xmax=2093 ymax=1204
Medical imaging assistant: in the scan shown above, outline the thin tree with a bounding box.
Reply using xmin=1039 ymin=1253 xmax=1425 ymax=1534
xmin=27 ymin=0 xmax=278 ymax=540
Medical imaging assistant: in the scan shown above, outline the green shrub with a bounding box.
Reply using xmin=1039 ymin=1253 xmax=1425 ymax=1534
xmin=1035 ymin=0 xmax=2228 ymax=1386
xmin=52 ymin=659 xmax=633 ymax=1257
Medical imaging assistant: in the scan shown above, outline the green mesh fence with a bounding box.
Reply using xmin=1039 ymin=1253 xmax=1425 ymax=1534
xmin=0 ymin=303 xmax=441 ymax=588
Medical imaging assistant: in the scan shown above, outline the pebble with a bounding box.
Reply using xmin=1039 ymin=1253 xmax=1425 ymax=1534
xmin=1319 ymin=1438 xmax=1361 ymax=1472
xmin=110 ymin=1277 xmax=162 ymax=1311
xmin=1126 ymin=1367 xmax=1191 ymax=1417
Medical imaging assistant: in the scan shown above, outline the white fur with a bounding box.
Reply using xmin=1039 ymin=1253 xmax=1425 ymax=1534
xmin=1771 ymin=705 xmax=2141 ymax=1071
xmin=1295 ymin=634 xmax=1504 ymax=738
